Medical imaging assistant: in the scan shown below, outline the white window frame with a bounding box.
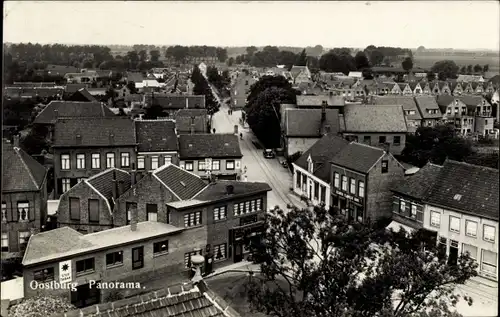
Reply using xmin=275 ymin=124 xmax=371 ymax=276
xmin=212 ymin=160 xmax=220 ymax=171
xmin=462 ymin=243 xmax=478 ymax=260
xmin=483 ymin=225 xmax=496 ymax=243
xmin=18 ymin=231 xmax=30 ymax=246
xmin=164 ymin=156 xmax=172 ymax=165
xmin=449 ymin=216 xmax=460 ymax=233
xmin=76 ymin=154 xmax=85 ymax=169
xmin=226 ymin=160 xmax=235 ymax=170
xmin=106 ymin=153 xmax=115 ymax=168
xmin=91 ymin=153 xmax=100 ymax=169
xmin=184 ymin=211 xmax=201 ymax=227
xmin=465 ymin=220 xmax=477 ymax=237
xmin=151 ymin=156 xmax=159 ymax=170
xmin=1 ymin=233 xmax=8 ymax=252
xmin=358 ymin=181 xmax=364 ymax=198
xmin=214 ymin=206 xmax=227 ymax=221
xmin=137 ymin=156 xmax=145 ymax=169
xmin=410 ymin=205 xmax=417 ymax=219
xmin=198 ymin=160 xmax=206 ymax=171
xmin=481 ymin=249 xmax=497 ymax=277
xmin=213 ymin=243 xmax=227 ymax=261
xmin=17 ymin=202 xmax=29 ymax=222
xmin=1 ymin=203 xmax=6 ymax=223
xmin=185 ymin=161 xmax=193 ymax=171
xmin=430 ymin=211 xmax=440 ymax=228
xmin=120 ymin=152 xmax=130 ymax=168
xmin=61 ymin=154 xmax=70 ymax=170
xmin=399 ymin=201 xmax=406 ymax=213
xmin=62 ymin=178 xmax=71 ymax=193
xmin=334 ymin=173 xmax=340 ymax=188
xmin=349 ymin=178 xmax=356 ymax=194
xmin=341 ymin=176 xmax=347 ymax=191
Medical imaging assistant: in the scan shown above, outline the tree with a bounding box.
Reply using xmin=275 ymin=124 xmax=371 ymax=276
xmin=483 ymin=64 xmax=489 ymax=72
xmin=426 ymin=71 xmax=436 ymax=82
xmin=416 ymin=46 xmax=426 ymax=53
xmin=354 ymin=51 xmax=370 ymax=70
xmin=150 ymin=50 xmax=160 ymax=62
xmin=473 ymin=64 xmax=482 ymax=73
xmin=126 ymin=81 xmax=138 ymax=94
xmin=460 ymin=66 xmax=467 ymax=74
xmin=246 ymin=206 xmax=477 ymax=317
xmin=319 ymin=51 xmax=356 ymax=75
xmin=402 ymin=57 xmax=414 ymax=72
xmin=143 ymin=104 xmax=168 ymax=119
xmin=295 ymin=49 xmax=308 ymax=66
xmin=227 ymin=57 xmax=235 ymax=66
xmin=431 ymin=60 xmax=459 ymax=80
xmin=20 ymin=124 xmax=49 ymax=155
xmin=368 ymin=49 xmax=384 ymax=66
xmin=10 ymin=295 xmax=75 ymax=317
xmin=216 ymin=47 xmax=228 ymax=62
xmin=401 ymin=125 xmax=473 ymax=167
xmin=466 ymin=65 xmax=473 ymax=74
xmin=246 ymin=46 xmax=258 ymax=56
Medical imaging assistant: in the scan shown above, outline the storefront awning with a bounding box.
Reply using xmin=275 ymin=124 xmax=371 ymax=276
xmin=387 ymin=221 xmax=415 ymax=234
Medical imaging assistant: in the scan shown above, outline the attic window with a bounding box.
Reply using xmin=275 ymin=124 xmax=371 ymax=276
xmin=180 ymin=181 xmax=186 ymax=187
xmin=453 ymin=194 xmax=462 ymax=201
xmin=188 ymin=144 xmax=193 ymax=147
xmin=224 ymin=143 xmax=229 ymax=146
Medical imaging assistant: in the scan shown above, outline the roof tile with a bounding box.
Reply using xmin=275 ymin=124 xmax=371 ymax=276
xmin=34 ymin=101 xmax=114 ymax=125
xmin=2 ymin=143 xmax=47 ymax=192
xmin=178 ymin=134 xmax=242 ymax=159
xmin=331 ymin=142 xmax=385 ymax=173
xmin=154 ymin=164 xmax=207 ymax=200
xmin=285 ymin=108 xmax=340 ymax=137
xmin=343 ymin=104 xmax=408 ymax=133
xmin=135 ymin=120 xmax=178 ymax=152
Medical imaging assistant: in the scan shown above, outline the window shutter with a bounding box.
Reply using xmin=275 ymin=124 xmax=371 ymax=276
xmin=6 ymin=202 xmax=12 ymax=222
xmin=12 ymin=203 xmax=18 ymax=221
xmin=57 ymin=179 xmax=63 ymax=196
xmin=70 ymin=178 xmax=77 ymax=187
xmin=29 ymin=200 xmax=35 ymax=221
xmin=404 ymin=203 xmax=410 ymax=217
xmin=89 ymin=199 xmax=99 ymax=222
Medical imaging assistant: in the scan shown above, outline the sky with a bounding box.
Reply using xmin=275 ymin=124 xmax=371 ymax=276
xmin=3 ymin=1 xmax=500 ymax=50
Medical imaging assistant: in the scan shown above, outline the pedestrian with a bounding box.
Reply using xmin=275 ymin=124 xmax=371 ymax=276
xmin=212 ymin=128 xmax=216 ymax=133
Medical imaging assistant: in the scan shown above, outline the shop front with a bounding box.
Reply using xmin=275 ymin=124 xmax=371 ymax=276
xmin=229 ymin=216 xmax=265 ymax=263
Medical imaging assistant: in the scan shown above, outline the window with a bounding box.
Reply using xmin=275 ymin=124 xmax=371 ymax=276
xmin=106 ymin=251 xmax=123 ymax=267
xmin=120 ymin=153 xmax=130 ymax=167
xmin=358 ymin=181 xmax=365 ymax=198
xmin=314 ymin=182 xmax=319 ymax=200
xmin=462 ymin=244 xmax=477 ymax=260
xmin=1 ymin=202 xmax=6 ymax=223
xmin=449 ymin=216 xmax=460 ymax=233
xmin=61 ymin=154 xmax=70 ymax=170
xmin=184 ymin=211 xmax=202 ymax=227
xmin=164 ymin=156 xmax=172 ymax=165
xmin=483 ymin=225 xmax=496 ymax=242
xmin=17 ymin=202 xmax=29 ymax=222
xmin=393 ymin=136 xmax=401 ymax=146
xmin=77 ymin=178 xmax=86 ymax=183
xmin=125 ymin=202 xmax=137 ymax=225
xmin=198 ymin=161 xmax=206 ymax=171
xmin=341 ymin=176 xmax=347 ymax=191
xmin=245 ymin=201 xmax=250 ymax=213
xmin=379 ymin=136 xmax=386 ymax=144
xmin=76 ymin=258 xmax=95 ymax=275
xmin=481 ymin=250 xmax=497 ymax=277
xmin=106 ymin=153 xmax=115 ymax=168
xmin=381 ymin=160 xmax=388 ymax=173
xmin=18 ymin=231 xmax=30 ymax=248
xmin=69 ymin=198 xmax=80 ymax=221
xmin=132 ymin=246 xmax=144 ymax=270
xmin=465 ymin=220 xmax=477 ymax=237
xmin=76 ymin=154 xmax=85 ymax=169
xmin=146 ymin=204 xmax=158 ymax=222
xmin=410 ymin=205 xmax=417 ymax=219
xmin=250 ymin=200 xmax=256 ymax=212
xmin=363 ymin=136 xmax=371 ymax=144
xmin=1 ymin=233 xmax=8 ymax=252
xmin=214 ymin=206 xmax=227 ymax=221
xmin=153 ymin=240 xmax=169 ymax=255
xmin=226 ymin=160 xmax=235 ymax=170
xmin=185 ymin=161 xmax=194 ymax=171
xmin=91 ymin=153 xmax=100 ymax=169
xmin=34 ymin=267 xmax=55 ymax=282
xmin=212 ymin=160 xmax=220 ymax=171
xmin=430 ymin=211 xmax=440 ymax=227
xmin=256 ymin=198 xmax=262 ymax=210
xmin=320 ymin=185 xmax=326 ymax=203
xmin=334 ymin=173 xmax=340 ymax=188
xmin=214 ymin=243 xmax=227 ymax=260
xmin=62 ymin=178 xmax=71 ymax=193
xmin=399 ymin=201 xmax=406 ymax=213
xmin=185 ymin=250 xmax=203 ymax=268
xmin=350 ymin=178 xmax=356 ymax=195
xmin=296 ymin=171 xmax=302 ymax=188
xmin=88 ymin=199 xmax=99 ymax=223
xmin=234 ymin=203 xmax=240 ymax=215
xmin=137 ymin=156 xmax=145 ymax=169
xmin=151 ymin=156 xmax=159 ymax=170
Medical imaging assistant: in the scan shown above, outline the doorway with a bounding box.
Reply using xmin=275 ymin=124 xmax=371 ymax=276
xmin=71 ymin=283 xmax=100 ymax=308
xmin=233 ymin=243 xmax=243 ymax=263
xmin=448 ymin=240 xmax=459 ymax=266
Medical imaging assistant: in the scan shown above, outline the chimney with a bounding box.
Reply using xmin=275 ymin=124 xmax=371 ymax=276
xmin=185 ymin=97 xmax=189 ymax=109
xmin=13 ymin=135 xmax=20 ymax=148
xmin=190 ymin=254 xmax=205 ymax=285
xmin=130 ymin=207 xmax=138 ymax=232
xmin=118 ymin=180 xmax=125 ymax=196
xmin=190 ymin=125 xmax=195 ymax=134
xmin=131 ymin=163 xmax=137 ymax=185
xmin=111 ymin=170 xmax=118 ymax=199
xmin=226 ymin=185 xmax=234 ymax=195
xmin=382 ymin=142 xmax=391 ymax=153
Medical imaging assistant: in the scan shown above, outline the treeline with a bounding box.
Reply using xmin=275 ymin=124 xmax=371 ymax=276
xmin=165 ymin=46 xmax=228 ymax=63
xmin=206 ymin=66 xmax=230 ymax=96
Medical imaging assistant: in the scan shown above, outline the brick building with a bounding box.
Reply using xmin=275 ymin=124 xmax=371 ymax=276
xmin=52 ymin=117 xmax=137 ymax=198
xmin=330 ymin=142 xmax=405 ymax=222
xmin=145 ymin=93 xmax=205 ymax=117
xmin=135 ymin=119 xmax=179 ymax=171
xmin=166 ymin=181 xmax=271 ymax=267
xmin=174 ymin=109 xmax=209 ymax=134
xmin=178 ymin=134 xmax=243 ymax=180
xmin=2 ymin=138 xmax=48 ymax=258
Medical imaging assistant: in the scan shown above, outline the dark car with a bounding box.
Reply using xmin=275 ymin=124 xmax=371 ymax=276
xmin=263 ymin=149 xmax=275 ymax=159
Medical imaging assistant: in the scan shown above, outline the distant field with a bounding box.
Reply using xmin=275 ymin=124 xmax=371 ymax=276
xmin=413 ymin=55 xmax=500 ymax=72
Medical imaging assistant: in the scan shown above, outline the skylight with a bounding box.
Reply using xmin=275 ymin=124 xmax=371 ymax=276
xmin=453 ymin=194 xmax=462 ymax=201
xmin=180 ymin=181 xmax=186 ymax=187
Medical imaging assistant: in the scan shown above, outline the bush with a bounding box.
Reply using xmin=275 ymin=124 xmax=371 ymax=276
xmin=105 ymin=290 xmax=124 ymax=303
xmin=9 ymin=296 xmax=75 ymax=317
xmin=1 ymin=257 xmax=23 ymax=280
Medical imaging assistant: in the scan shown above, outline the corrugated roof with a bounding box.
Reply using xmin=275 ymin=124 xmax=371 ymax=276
xmin=343 ymin=104 xmax=408 ymax=133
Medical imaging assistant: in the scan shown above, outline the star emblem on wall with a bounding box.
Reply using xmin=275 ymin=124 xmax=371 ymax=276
xmin=62 ymin=264 xmax=69 ymax=271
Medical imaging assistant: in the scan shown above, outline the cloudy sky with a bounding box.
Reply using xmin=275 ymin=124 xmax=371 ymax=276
xmin=3 ymin=1 xmax=499 ymax=50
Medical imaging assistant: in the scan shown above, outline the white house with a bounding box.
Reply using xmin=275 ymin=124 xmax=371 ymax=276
xmin=292 ymin=134 xmax=350 ymax=207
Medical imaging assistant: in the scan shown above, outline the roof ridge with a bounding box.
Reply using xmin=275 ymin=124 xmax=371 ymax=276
xmin=445 ymin=159 xmax=499 ymax=173
xmin=349 ymin=141 xmax=385 ymax=152
xmin=87 ymin=167 xmax=129 ymax=182
xmin=14 ymin=147 xmax=42 ymax=190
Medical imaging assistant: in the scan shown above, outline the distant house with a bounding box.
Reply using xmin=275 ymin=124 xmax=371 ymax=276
xmin=125 ymin=72 xmax=145 ymax=83
xmin=283 ymin=106 xmax=340 ymax=157
xmin=400 ymin=83 xmax=413 ymax=96
xmin=178 ymin=134 xmax=243 ymax=180
xmin=2 ymin=139 xmax=48 ymax=258
xmin=46 ymin=64 xmax=79 ymax=77
xmin=438 ymin=81 xmax=452 ymax=95
xmin=64 ymin=70 xmax=97 ymax=84
xmin=437 ymin=95 xmax=475 ymax=136
xmin=421 ymin=82 xmax=432 ymax=95
xmin=330 ymin=142 xmax=405 ymax=222
xmin=414 ymin=96 xmax=443 ymax=128
xmin=389 ymin=83 xmax=403 ymax=95
xmin=372 ymin=96 xmax=422 ymax=133
xmin=145 ymin=94 xmax=206 ymax=117
xmin=409 ymin=82 xmax=423 ymax=95
xmin=340 ymin=104 xmax=408 ymax=155
xmin=290 ymin=65 xmax=312 ymax=85
xmin=295 ymin=94 xmax=345 ymax=109
xmin=67 ymin=88 xmax=98 ymax=102
xmin=65 ymin=83 xmax=90 ymax=95
xmin=348 ymin=71 xmax=363 ymax=79
xmin=458 ymin=95 xmax=495 ymax=137
xmin=135 ymin=119 xmax=179 ymax=171
xmin=292 ymin=134 xmax=349 ymax=207
xmin=175 ymin=109 xmax=208 ymax=134
xmin=450 ymin=81 xmax=464 ymax=96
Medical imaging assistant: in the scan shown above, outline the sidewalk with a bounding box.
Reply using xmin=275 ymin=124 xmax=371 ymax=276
xmin=205 ymin=260 xmax=260 ymax=280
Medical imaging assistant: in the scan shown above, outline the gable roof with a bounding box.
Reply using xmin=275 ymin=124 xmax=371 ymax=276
xmin=65 ymin=83 xmax=89 ymax=93
xmin=68 ymin=88 xmax=98 ymax=102
xmin=414 ymin=96 xmax=443 ymax=119
xmin=391 ymin=163 xmax=443 ymax=199
xmin=135 ymin=119 xmax=178 ymax=152
xmin=178 ymin=134 xmax=242 ymax=159
xmin=153 ymin=163 xmax=207 ymax=200
xmin=193 ymin=180 xmax=272 ymax=202
xmin=2 ymin=143 xmax=47 ymax=192
xmin=146 ymin=94 xmax=206 ymax=109
xmin=296 ymin=95 xmax=345 ymax=107
xmin=343 ymin=104 xmax=408 ymax=133
xmin=86 ymin=168 xmax=131 ymax=202
xmin=294 ymin=134 xmax=350 ymax=182
xmin=372 ymin=96 xmax=422 ymax=120
xmin=53 ymin=117 xmax=136 ymax=147
xmin=126 ymin=72 xmax=145 ymax=83
xmin=425 ymin=160 xmax=499 ymax=221
xmin=436 ymin=94 xmax=455 ymax=107
xmin=285 ymin=108 xmax=340 ymax=137
xmin=22 ymin=222 xmax=183 ymax=267
xmin=175 ymin=109 xmax=208 ymax=133
xmin=330 ymin=142 xmax=386 ymax=174
xmin=33 ymin=101 xmax=114 ymax=125
xmin=458 ymin=95 xmax=485 ymax=108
